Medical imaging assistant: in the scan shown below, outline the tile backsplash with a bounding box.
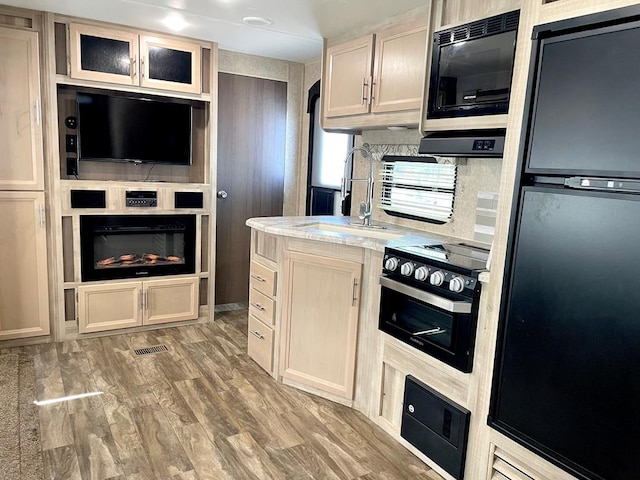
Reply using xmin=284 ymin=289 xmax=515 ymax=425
xmin=474 ymin=192 xmax=499 ymax=245
xmin=357 ymin=129 xmax=503 ymax=244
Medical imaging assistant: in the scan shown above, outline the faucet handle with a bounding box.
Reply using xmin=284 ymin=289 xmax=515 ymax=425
xmin=358 ymin=201 xmax=368 ymax=219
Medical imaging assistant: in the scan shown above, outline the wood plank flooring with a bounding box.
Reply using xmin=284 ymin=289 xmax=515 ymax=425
xmin=26 ymin=310 xmax=443 ymax=479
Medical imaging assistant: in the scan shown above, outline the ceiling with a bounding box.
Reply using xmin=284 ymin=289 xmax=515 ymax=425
xmin=6 ymin=0 xmax=427 ymax=62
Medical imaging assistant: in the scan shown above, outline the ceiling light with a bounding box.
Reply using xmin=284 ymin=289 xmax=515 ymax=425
xmin=242 ymin=16 xmax=272 ymax=27
xmin=163 ymin=13 xmax=188 ymax=32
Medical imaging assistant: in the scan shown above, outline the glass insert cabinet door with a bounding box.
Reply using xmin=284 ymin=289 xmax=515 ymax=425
xmin=140 ymin=36 xmax=201 ymax=94
xmin=69 ymin=25 xmax=202 ymax=94
xmin=69 ymin=24 xmax=139 ymax=86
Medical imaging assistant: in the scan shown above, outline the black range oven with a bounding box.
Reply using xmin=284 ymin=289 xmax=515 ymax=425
xmin=378 ymin=243 xmax=488 ymax=373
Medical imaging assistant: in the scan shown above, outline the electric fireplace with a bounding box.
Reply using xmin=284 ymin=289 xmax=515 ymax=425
xmin=80 ymin=214 xmax=196 ymax=281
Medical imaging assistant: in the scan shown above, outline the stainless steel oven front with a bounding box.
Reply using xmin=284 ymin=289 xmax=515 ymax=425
xmin=378 ymin=246 xmax=485 ymax=373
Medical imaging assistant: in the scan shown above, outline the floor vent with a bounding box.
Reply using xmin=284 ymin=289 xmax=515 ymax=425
xmin=133 ymin=345 xmax=169 ymax=356
xmin=491 ymin=446 xmax=536 ymax=480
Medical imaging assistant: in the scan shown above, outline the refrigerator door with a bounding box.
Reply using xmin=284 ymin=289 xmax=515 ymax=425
xmin=491 ymin=186 xmax=640 ymax=480
xmin=526 ymin=20 xmax=640 ymax=177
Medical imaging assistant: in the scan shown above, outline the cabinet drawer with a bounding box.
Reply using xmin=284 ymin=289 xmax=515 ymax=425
xmin=250 ymin=260 xmax=276 ymax=297
xmin=249 ymin=288 xmax=275 ymax=326
xmin=248 ymin=315 xmax=274 ymax=374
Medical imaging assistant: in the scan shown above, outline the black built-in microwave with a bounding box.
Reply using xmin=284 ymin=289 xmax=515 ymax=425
xmin=427 ymin=10 xmax=520 ymax=119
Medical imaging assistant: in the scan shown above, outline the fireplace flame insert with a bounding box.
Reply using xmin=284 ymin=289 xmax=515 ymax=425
xmin=80 ymin=214 xmax=196 ymax=282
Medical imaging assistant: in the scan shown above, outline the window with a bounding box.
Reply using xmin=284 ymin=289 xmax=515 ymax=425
xmin=379 ymin=158 xmax=456 ymax=223
xmin=306 ymin=80 xmax=353 ymax=215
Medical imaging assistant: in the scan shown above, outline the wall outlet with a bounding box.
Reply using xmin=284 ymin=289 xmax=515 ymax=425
xmin=66 ymin=134 xmax=77 ymax=153
xmin=66 ymin=157 xmax=78 ymax=176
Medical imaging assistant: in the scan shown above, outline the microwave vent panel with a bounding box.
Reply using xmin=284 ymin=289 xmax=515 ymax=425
xmin=487 ymin=16 xmax=503 ymax=35
xmin=435 ymin=10 xmax=520 ymax=46
xmin=439 ymin=31 xmax=452 ymax=45
xmin=504 ymin=10 xmax=520 ymax=30
xmin=469 ymin=23 xmax=485 ymax=38
xmin=453 ymin=27 xmax=468 ymax=42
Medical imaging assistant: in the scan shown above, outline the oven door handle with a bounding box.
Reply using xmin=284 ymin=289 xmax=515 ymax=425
xmin=378 ymin=276 xmax=472 ymax=314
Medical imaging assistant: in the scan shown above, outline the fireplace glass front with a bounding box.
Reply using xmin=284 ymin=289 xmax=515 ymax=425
xmin=80 ymin=214 xmax=196 ymax=281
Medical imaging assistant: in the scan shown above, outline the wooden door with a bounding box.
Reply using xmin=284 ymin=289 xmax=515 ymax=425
xmin=143 ymin=276 xmax=199 ymax=325
xmin=0 ymin=192 xmax=49 ymax=339
xmin=69 ymin=24 xmax=139 ymax=86
xmin=323 ymin=34 xmax=375 ymax=118
xmin=280 ymin=251 xmax=362 ymax=399
xmin=371 ymin=24 xmax=428 ymax=113
xmin=215 ymin=73 xmax=286 ymax=305
xmin=78 ymin=282 xmax=142 ymax=333
xmin=0 ymin=27 xmax=44 ymax=190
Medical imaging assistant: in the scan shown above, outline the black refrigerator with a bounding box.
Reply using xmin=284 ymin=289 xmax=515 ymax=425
xmin=489 ymin=6 xmax=640 ymax=480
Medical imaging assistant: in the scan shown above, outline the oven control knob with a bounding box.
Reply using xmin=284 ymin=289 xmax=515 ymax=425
xmin=449 ymin=276 xmax=465 ymax=293
xmin=384 ymin=257 xmax=399 ymax=271
xmin=400 ymin=262 xmax=415 ymax=276
xmin=429 ymin=270 xmax=445 ymax=286
xmin=414 ymin=266 xmax=429 ymax=282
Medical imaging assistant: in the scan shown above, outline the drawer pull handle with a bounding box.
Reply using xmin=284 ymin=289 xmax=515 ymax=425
xmin=250 ymin=330 xmax=264 ymax=340
xmin=250 ymin=302 xmax=265 ymax=311
xmin=251 ymin=274 xmax=266 ymax=282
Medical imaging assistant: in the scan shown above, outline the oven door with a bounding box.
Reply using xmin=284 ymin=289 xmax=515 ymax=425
xmin=378 ymin=276 xmax=475 ymax=373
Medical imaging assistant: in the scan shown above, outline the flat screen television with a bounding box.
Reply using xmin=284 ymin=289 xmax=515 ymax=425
xmin=77 ymin=92 xmax=192 ymax=165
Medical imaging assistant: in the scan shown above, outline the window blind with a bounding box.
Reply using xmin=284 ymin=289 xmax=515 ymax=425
xmin=379 ymin=159 xmax=457 ymax=223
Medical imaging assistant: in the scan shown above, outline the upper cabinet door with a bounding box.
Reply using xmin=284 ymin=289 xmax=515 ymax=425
xmin=0 ymin=27 xmax=44 ymax=190
xmin=323 ymin=34 xmax=375 ymax=118
xmin=140 ymin=35 xmax=201 ymax=94
xmin=371 ymin=25 xmax=427 ymax=114
xmin=69 ymin=23 xmax=139 ymax=86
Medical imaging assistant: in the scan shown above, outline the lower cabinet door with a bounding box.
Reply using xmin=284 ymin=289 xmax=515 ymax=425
xmin=78 ymin=282 xmax=142 ymax=333
xmin=248 ymin=315 xmax=274 ymax=374
xmin=280 ymin=251 xmax=362 ymax=399
xmin=0 ymin=192 xmax=50 ymax=339
xmin=143 ymin=277 xmax=199 ymax=325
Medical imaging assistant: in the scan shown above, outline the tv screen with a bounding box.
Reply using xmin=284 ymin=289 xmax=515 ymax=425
xmin=77 ymin=92 xmax=192 ymax=165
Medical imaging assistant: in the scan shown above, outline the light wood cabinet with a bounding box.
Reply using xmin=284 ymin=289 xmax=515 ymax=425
xmin=0 ymin=27 xmax=44 ymax=191
xmin=144 ymin=277 xmax=199 ymax=325
xmin=324 ymin=34 xmax=375 ymax=118
xmin=248 ymin=288 xmax=275 ymax=326
xmin=248 ymin=314 xmax=275 ymax=373
xmin=70 ymin=24 xmax=201 ymax=93
xmin=321 ymin=10 xmax=428 ymax=128
xmin=78 ymin=281 xmax=142 ymax=333
xmin=247 ymin=259 xmax=277 ymax=375
xmin=0 ymin=192 xmax=50 ymax=340
xmin=371 ymin=25 xmax=428 ymax=113
xmin=249 ymin=260 xmax=277 ymax=297
xmin=280 ymin=251 xmax=362 ymax=399
xmin=78 ymin=276 xmax=199 ymax=333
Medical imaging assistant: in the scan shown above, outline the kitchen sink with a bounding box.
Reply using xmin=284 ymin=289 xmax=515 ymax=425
xmin=300 ymin=222 xmax=405 ymax=240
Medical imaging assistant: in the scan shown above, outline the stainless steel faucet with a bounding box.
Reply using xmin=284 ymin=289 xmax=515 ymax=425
xmin=340 ymin=144 xmax=375 ymax=226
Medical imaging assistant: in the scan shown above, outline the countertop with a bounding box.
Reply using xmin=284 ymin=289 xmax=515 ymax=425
xmin=246 ymin=215 xmax=452 ymax=252
xmin=246 ymin=215 xmax=492 ymax=282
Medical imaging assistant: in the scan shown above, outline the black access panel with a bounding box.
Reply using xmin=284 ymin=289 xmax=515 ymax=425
xmin=401 ymin=376 xmax=471 ymax=479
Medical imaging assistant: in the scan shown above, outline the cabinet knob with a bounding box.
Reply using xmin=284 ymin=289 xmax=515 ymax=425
xmin=217 ymin=190 xmax=228 ymax=199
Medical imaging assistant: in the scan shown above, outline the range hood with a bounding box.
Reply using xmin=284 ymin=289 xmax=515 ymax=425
xmin=418 ymin=129 xmax=506 ymax=157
